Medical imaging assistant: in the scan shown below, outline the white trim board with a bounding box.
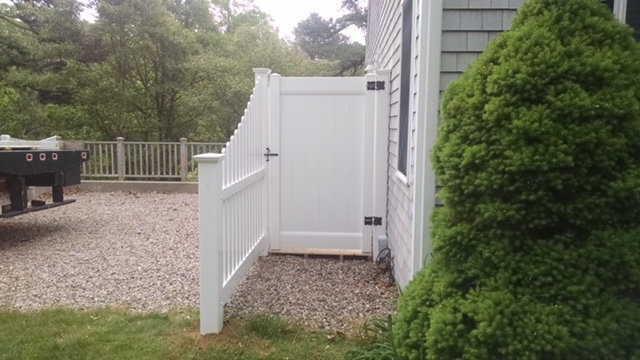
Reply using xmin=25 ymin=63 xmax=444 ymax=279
xmin=412 ymin=0 xmax=443 ymax=277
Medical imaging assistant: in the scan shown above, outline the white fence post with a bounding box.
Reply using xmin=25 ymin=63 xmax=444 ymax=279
xmin=267 ymin=73 xmax=281 ymax=250
xmin=194 ymin=153 xmax=225 ymax=335
xmin=253 ymin=68 xmax=271 ymax=254
xmin=362 ymin=73 xmax=376 ymax=254
xmin=372 ymin=69 xmax=392 ymax=258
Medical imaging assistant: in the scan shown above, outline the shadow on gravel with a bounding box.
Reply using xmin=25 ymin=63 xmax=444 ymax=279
xmin=0 ymin=221 xmax=66 ymax=250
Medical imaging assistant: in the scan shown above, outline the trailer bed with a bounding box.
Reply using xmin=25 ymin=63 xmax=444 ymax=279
xmin=0 ymin=136 xmax=90 ymax=218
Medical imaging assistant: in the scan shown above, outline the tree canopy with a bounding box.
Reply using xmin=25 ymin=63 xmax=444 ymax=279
xmin=292 ymin=0 xmax=366 ymax=76
xmin=0 ymin=0 xmax=365 ymax=142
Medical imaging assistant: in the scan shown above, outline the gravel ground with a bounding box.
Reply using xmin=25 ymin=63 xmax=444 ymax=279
xmin=226 ymin=256 xmax=397 ymax=331
xmin=0 ymin=191 xmax=397 ymax=331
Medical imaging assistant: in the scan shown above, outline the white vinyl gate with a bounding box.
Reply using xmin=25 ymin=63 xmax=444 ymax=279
xmin=268 ymin=75 xmax=374 ymax=253
xmin=196 ymin=69 xmax=391 ymax=335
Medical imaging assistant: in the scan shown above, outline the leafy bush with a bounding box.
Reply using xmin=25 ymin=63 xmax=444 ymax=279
xmin=393 ymin=0 xmax=640 ymax=359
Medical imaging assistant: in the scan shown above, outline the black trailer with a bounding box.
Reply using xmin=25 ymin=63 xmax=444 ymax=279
xmin=0 ymin=135 xmax=90 ymax=218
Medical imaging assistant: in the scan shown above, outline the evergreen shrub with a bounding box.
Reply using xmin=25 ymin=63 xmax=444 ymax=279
xmin=393 ymin=0 xmax=640 ymax=358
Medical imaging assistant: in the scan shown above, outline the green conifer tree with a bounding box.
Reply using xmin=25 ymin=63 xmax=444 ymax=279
xmin=393 ymin=0 xmax=640 ymax=358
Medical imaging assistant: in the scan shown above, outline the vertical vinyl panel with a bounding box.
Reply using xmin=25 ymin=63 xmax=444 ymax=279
xmin=275 ymin=78 xmax=367 ymax=250
xmin=318 ymin=95 xmax=337 ymax=232
xmin=279 ymin=97 xmax=294 ymax=232
xmin=332 ymin=96 xmax=352 ymax=232
xmin=304 ymin=94 xmax=322 ymax=232
xmin=348 ymin=95 xmax=366 ymax=232
xmin=291 ymin=96 xmax=308 ymax=231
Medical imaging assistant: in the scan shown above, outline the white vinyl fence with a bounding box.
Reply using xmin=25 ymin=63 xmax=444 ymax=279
xmin=194 ymin=69 xmax=270 ymax=334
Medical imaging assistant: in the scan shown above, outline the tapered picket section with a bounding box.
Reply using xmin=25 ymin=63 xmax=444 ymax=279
xmin=195 ymin=68 xmax=271 ymax=335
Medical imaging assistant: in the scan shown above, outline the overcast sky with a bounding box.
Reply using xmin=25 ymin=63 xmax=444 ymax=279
xmin=0 ymin=0 xmax=366 ymax=43
xmin=252 ymin=0 xmax=366 ymax=43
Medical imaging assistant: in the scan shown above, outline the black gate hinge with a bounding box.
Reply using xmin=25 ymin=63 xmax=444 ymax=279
xmin=364 ymin=216 xmax=382 ymax=226
xmin=366 ymin=81 xmax=385 ymax=91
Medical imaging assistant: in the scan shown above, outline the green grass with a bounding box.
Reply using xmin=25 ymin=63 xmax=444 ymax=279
xmin=0 ymin=308 xmax=366 ymax=360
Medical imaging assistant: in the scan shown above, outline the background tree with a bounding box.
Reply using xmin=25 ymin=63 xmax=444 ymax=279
xmin=338 ymin=0 xmax=367 ymax=30
xmin=0 ymin=0 xmax=365 ymax=142
xmin=79 ymin=0 xmax=217 ymax=141
xmin=0 ymin=0 xmax=89 ymax=139
xmin=393 ymin=0 xmax=640 ymax=359
xmin=192 ymin=0 xmax=310 ymax=140
xmin=292 ymin=0 xmax=366 ymax=76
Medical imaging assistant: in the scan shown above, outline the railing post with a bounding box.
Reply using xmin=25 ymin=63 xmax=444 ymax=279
xmin=194 ymin=153 xmax=226 ymax=335
xmin=180 ymin=138 xmax=188 ymax=182
xmin=116 ymin=137 xmax=125 ymax=181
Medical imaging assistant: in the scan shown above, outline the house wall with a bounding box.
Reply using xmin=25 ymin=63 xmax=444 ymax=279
xmin=367 ymin=0 xmax=525 ymax=288
xmin=370 ymin=0 xmax=639 ymax=289
xmin=366 ymin=0 xmax=421 ymax=288
xmin=440 ymin=0 xmax=521 ymax=110
xmin=367 ymin=0 xmax=523 ymax=288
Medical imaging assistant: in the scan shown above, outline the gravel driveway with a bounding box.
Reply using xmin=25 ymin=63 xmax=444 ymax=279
xmin=0 ymin=191 xmax=397 ymax=331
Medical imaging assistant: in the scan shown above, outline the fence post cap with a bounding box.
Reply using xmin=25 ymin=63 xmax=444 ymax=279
xmin=116 ymin=137 xmax=125 ymax=141
xmin=194 ymin=153 xmax=225 ymax=164
xmin=180 ymin=138 xmax=188 ymax=142
xmin=374 ymin=69 xmax=392 ymax=76
xmin=252 ymin=68 xmax=271 ymax=75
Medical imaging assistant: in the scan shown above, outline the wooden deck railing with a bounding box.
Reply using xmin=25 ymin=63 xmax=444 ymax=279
xmin=82 ymin=138 xmax=225 ymax=181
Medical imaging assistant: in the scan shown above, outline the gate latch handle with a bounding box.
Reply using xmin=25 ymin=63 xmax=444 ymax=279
xmin=264 ymin=147 xmax=279 ymax=162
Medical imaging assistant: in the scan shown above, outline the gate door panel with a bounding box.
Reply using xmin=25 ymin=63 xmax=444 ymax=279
xmin=269 ymin=76 xmax=374 ymax=253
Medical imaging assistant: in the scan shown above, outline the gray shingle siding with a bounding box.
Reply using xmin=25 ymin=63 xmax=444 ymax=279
xmin=441 ymin=3 xmax=519 ymax=80
xmin=440 ymin=52 xmax=480 ymax=73
xmin=437 ymin=1 xmax=522 ymax=210
xmin=460 ymin=10 xmax=483 ymax=30
xmin=367 ymin=0 xmax=417 ymax=289
xmin=444 ymin=0 xmax=524 ymax=9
